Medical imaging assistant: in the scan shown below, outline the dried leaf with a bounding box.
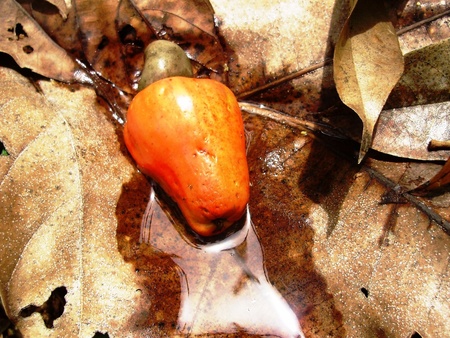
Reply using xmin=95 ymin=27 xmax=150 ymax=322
xmin=387 ymin=38 xmax=450 ymax=108
xmin=19 ymin=0 xmax=83 ymax=61
xmin=74 ymin=0 xmax=142 ymax=92
xmin=244 ymin=113 xmax=450 ymax=337
xmin=116 ymin=0 xmax=155 ymax=90
xmin=0 ymin=0 xmax=77 ymax=82
xmin=371 ymin=101 xmax=450 ymax=161
xmin=334 ymin=0 xmax=404 ymax=162
xmin=3 ymin=0 xmax=225 ymax=93
xmin=0 ymin=67 xmax=140 ymax=336
xmin=46 ymin=0 xmax=69 ymax=20
xmin=412 ymin=157 xmax=450 ymax=195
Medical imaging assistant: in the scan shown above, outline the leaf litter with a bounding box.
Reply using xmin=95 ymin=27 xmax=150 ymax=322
xmin=0 ymin=0 xmax=450 ymax=337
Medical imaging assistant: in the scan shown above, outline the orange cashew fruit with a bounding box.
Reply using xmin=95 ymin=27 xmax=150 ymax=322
xmin=124 ymin=76 xmax=250 ymax=236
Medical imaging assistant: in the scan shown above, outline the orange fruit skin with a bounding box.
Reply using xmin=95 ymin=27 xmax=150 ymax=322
xmin=124 ymin=77 xmax=250 ymax=236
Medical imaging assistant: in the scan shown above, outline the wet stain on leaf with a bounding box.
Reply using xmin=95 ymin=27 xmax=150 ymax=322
xmin=245 ymin=114 xmax=347 ymax=336
xmin=115 ymin=172 xmax=182 ymax=336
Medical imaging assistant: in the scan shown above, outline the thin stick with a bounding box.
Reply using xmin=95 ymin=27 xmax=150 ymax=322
xmin=428 ymin=139 xmax=450 ymax=151
xmin=396 ymin=9 xmax=450 ymax=35
xmin=236 ymin=59 xmax=331 ymax=100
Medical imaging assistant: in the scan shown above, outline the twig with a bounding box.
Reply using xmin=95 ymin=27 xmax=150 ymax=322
xmin=366 ymin=167 xmax=450 ymax=235
xmin=428 ymin=139 xmax=450 ymax=151
xmin=239 ymin=102 xmax=351 ymax=141
xmin=236 ymin=59 xmax=331 ymax=100
xmin=396 ymin=8 xmax=450 ymax=35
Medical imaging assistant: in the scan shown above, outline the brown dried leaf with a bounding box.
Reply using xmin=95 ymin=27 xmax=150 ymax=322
xmin=0 ymin=67 xmax=140 ymax=336
xmin=73 ymin=0 xmax=226 ymax=92
xmin=362 ymin=39 xmax=450 ymax=161
xmin=387 ymin=38 xmax=450 ymax=109
xmin=0 ymin=0 xmax=77 ymax=82
xmin=211 ymin=0 xmax=345 ymax=102
xmin=3 ymin=0 xmax=225 ymax=94
xmin=73 ymin=0 xmax=141 ymax=93
xmin=243 ymin=113 xmax=450 ymax=337
xmin=333 ymin=0 xmax=404 ymax=162
xmin=372 ymin=102 xmax=450 ymax=161
xmin=20 ymin=0 xmax=83 ymax=61
xmin=72 ymin=0 xmax=163 ymax=93
xmin=412 ymin=157 xmax=450 ymax=195
xmin=46 ymin=0 xmax=69 ymax=19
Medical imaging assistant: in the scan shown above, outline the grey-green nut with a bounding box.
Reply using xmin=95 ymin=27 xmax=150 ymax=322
xmin=138 ymin=40 xmax=193 ymax=91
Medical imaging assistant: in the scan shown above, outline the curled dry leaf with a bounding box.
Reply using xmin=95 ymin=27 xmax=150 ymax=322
xmin=46 ymin=0 xmax=69 ymax=20
xmin=0 ymin=0 xmax=78 ymax=82
xmin=333 ymin=0 xmax=404 ymax=163
xmin=363 ymin=39 xmax=450 ymax=161
xmin=412 ymin=157 xmax=450 ymax=195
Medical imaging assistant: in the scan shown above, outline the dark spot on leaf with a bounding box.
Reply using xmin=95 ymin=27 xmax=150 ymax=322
xmin=118 ymin=24 xmax=136 ymax=44
xmin=118 ymin=24 xmax=144 ymax=56
xmin=194 ymin=43 xmax=205 ymax=53
xmin=19 ymin=286 xmax=67 ymax=328
xmin=0 ymin=140 xmax=9 ymax=156
xmin=104 ymin=59 xmax=113 ymax=68
xmin=92 ymin=332 xmax=110 ymax=338
xmin=360 ymin=287 xmax=369 ymax=297
xmin=97 ymin=36 xmax=109 ymax=51
xmin=22 ymin=45 xmax=34 ymax=54
xmin=411 ymin=332 xmax=422 ymax=338
xmin=8 ymin=23 xmax=28 ymax=39
xmin=379 ymin=188 xmax=407 ymax=204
